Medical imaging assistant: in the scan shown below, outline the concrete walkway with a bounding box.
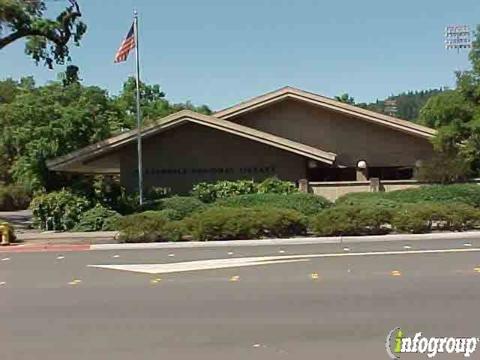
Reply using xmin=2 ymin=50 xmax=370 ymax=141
xmin=16 ymin=231 xmax=117 ymax=245
xmin=1 ymin=230 xmax=477 ymax=253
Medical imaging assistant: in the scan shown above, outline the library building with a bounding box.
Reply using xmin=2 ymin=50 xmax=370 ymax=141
xmin=47 ymin=87 xmax=436 ymax=200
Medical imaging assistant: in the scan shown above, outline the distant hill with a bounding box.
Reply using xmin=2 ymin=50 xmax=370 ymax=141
xmin=355 ymin=89 xmax=445 ymax=122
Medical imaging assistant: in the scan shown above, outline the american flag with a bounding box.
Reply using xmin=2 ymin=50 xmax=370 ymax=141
xmin=114 ymin=23 xmax=135 ymax=63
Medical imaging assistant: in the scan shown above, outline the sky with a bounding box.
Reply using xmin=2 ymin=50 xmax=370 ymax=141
xmin=1 ymin=0 xmax=479 ymax=110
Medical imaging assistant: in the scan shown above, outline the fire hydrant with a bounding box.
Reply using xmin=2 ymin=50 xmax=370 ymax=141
xmin=0 ymin=222 xmax=12 ymax=246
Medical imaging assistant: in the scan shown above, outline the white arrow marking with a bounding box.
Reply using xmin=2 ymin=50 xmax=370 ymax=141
xmin=89 ymin=257 xmax=309 ymax=274
xmin=88 ymin=247 xmax=480 ymax=275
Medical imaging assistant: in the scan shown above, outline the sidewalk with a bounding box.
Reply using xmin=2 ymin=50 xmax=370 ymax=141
xmin=16 ymin=231 xmax=118 ymax=245
xmin=1 ymin=230 xmax=478 ymax=253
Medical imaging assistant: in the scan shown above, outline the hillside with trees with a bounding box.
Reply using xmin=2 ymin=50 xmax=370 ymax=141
xmin=336 ymin=89 xmax=445 ymax=122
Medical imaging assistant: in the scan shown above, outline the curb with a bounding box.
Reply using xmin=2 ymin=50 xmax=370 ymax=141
xmin=0 ymin=244 xmax=91 ymax=253
xmin=2 ymin=231 xmax=479 ymax=253
xmin=90 ymin=231 xmax=480 ymax=251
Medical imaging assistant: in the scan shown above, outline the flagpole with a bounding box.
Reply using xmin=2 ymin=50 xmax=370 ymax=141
xmin=133 ymin=10 xmax=144 ymax=205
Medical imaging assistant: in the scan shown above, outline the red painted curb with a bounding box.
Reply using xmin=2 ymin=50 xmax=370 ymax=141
xmin=0 ymin=244 xmax=91 ymax=253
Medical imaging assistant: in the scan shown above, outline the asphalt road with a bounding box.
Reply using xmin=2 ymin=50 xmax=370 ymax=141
xmin=1 ymin=238 xmax=480 ymax=360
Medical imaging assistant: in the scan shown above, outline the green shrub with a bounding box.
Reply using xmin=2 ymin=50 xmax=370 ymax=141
xmin=159 ymin=196 xmax=206 ymax=219
xmin=0 ymin=184 xmax=31 ymax=211
xmin=73 ymin=204 xmax=121 ymax=232
xmin=184 ymin=206 xmax=307 ymax=241
xmin=336 ymin=184 xmax=480 ymax=208
xmin=215 ymin=193 xmax=331 ymax=216
xmin=191 ymin=178 xmax=298 ymax=203
xmin=336 ymin=192 xmax=392 ymax=207
xmin=191 ymin=180 xmax=257 ymax=203
xmin=311 ymin=204 xmax=394 ymax=236
xmin=392 ymin=202 xmax=480 ymax=233
xmin=385 ymin=184 xmax=480 ymax=207
xmin=257 ymin=177 xmax=298 ymax=195
xmin=30 ymin=190 xmax=91 ymax=231
xmin=116 ymin=211 xmax=182 ymax=243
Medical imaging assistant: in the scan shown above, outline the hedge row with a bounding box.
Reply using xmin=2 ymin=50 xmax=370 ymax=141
xmin=214 ymin=193 xmax=331 ymax=216
xmin=336 ymin=184 xmax=480 ymax=208
xmin=117 ymin=206 xmax=307 ymax=243
xmin=311 ymin=202 xmax=480 ymax=236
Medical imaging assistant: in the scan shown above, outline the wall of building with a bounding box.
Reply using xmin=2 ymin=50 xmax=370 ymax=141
xmin=230 ymin=99 xmax=434 ymax=167
xmin=119 ymin=122 xmax=307 ymax=193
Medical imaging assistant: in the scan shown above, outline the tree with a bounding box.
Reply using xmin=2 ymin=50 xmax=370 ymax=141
xmin=0 ymin=0 xmax=86 ymax=68
xmin=335 ymin=93 xmax=355 ymax=105
xmin=0 ymin=74 xmax=212 ymax=191
xmin=418 ymin=25 xmax=480 ymax=179
xmin=0 ymin=76 xmax=129 ymax=189
xmin=114 ymin=77 xmax=212 ymax=127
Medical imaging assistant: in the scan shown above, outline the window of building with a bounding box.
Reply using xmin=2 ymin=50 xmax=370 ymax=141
xmin=368 ymin=167 xmax=413 ymax=180
xmin=307 ymin=167 xmax=356 ymax=182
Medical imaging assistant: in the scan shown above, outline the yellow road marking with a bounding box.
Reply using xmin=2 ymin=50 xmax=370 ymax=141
xmin=474 ymin=267 xmax=480 ymax=273
xmin=68 ymin=279 xmax=82 ymax=285
xmin=391 ymin=270 xmax=402 ymax=277
xmin=310 ymin=272 xmax=320 ymax=280
xmin=150 ymin=278 xmax=162 ymax=284
xmin=229 ymin=275 xmax=240 ymax=282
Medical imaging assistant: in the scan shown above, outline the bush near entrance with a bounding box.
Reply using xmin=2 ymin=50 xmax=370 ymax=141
xmin=151 ymin=196 xmax=206 ymax=220
xmin=191 ymin=178 xmax=298 ymax=203
xmin=30 ymin=190 xmax=91 ymax=231
xmin=73 ymin=204 xmax=121 ymax=232
xmin=215 ymin=193 xmax=331 ymax=216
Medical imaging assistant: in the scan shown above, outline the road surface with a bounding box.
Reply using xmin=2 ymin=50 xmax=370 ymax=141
xmin=1 ymin=238 xmax=480 ymax=359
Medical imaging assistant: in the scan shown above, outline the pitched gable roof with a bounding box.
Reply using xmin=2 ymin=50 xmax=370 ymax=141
xmin=215 ymin=86 xmax=436 ymax=139
xmin=47 ymin=110 xmax=337 ymax=172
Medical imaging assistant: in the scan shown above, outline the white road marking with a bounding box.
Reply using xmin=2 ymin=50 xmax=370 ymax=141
xmin=168 ymin=253 xmax=175 ymax=257
xmin=464 ymin=243 xmax=472 ymax=247
xmin=343 ymin=247 xmax=350 ymax=252
xmin=56 ymin=256 xmax=65 ymax=260
xmin=88 ymin=247 xmax=480 ymax=275
xmin=227 ymin=252 xmax=234 ymax=256
xmin=1 ymin=257 xmax=10 ymax=261
xmin=112 ymin=255 xmax=120 ymax=258
xmin=278 ymin=250 xmax=285 ymax=254
xmin=89 ymin=258 xmax=309 ymax=274
xmin=403 ymin=245 xmax=412 ymax=250
xmin=0 ymin=282 xmax=6 ymax=286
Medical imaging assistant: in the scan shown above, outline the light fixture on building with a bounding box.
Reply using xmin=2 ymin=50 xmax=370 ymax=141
xmin=357 ymin=160 xmax=367 ymax=169
xmin=308 ymin=159 xmax=318 ymax=169
xmin=415 ymin=159 xmax=423 ymax=168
